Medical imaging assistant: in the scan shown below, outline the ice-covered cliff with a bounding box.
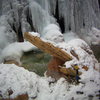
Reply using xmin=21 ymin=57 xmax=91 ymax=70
xmin=0 ymin=0 xmax=100 ymax=62
xmin=0 ymin=0 xmax=100 ymax=42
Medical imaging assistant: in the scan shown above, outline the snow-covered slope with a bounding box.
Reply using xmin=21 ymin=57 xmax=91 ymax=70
xmin=0 ymin=64 xmax=38 ymax=99
xmin=0 ymin=63 xmax=99 ymax=100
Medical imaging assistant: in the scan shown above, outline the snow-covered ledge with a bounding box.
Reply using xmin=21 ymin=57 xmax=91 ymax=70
xmin=1 ymin=41 xmax=37 ymax=65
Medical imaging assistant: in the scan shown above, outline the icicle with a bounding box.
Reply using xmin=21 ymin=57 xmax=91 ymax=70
xmin=59 ymin=0 xmax=100 ymax=33
xmin=48 ymin=0 xmax=57 ymax=15
xmin=33 ymin=0 xmax=51 ymax=14
xmin=29 ymin=1 xmax=56 ymax=33
xmin=58 ymin=0 xmax=66 ymax=18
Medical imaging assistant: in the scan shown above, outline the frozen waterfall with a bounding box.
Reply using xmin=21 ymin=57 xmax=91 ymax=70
xmin=0 ymin=0 xmax=100 ymax=62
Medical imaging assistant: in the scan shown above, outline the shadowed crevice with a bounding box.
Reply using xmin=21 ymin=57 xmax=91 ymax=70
xmin=54 ymin=0 xmax=65 ymax=33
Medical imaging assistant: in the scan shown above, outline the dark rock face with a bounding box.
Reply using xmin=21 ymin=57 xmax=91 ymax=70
xmin=0 ymin=94 xmax=28 ymax=100
xmin=91 ymin=44 xmax=100 ymax=62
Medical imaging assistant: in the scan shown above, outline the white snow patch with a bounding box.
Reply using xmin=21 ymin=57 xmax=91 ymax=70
xmin=56 ymin=39 xmax=99 ymax=71
xmin=0 ymin=64 xmax=99 ymax=100
xmin=1 ymin=42 xmax=37 ymax=63
xmin=63 ymin=31 xmax=79 ymax=43
xmin=0 ymin=64 xmax=38 ymax=99
xmin=29 ymin=32 xmax=40 ymax=37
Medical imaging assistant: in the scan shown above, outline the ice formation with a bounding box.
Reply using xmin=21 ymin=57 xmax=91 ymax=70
xmin=29 ymin=1 xmax=56 ymax=33
xmin=80 ymin=27 xmax=100 ymax=45
xmin=0 ymin=0 xmax=100 ymax=56
xmin=42 ymin=24 xmax=64 ymax=43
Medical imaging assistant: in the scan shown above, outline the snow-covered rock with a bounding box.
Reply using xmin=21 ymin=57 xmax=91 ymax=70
xmin=1 ymin=42 xmax=37 ymax=64
xmin=0 ymin=64 xmax=38 ymax=99
xmin=57 ymin=39 xmax=99 ymax=71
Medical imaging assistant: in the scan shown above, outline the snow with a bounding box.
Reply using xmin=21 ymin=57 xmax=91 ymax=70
xmin=0 ymin=36 xmax=100 ymax=100
xmin=42 ymin=24 xmax=60 ymax=34
xmin=1 ymin=42 xmax=37 ymax=64
xmin=42 ymin=24 xmax=64 ymax=43
xmin=0 ymin=64 xmax=100 ymax=100
xmin=0 ymin=24 xmax=17 ymax=63
xmin=0 ymin=37 xmax=100 ymax=100
xmin=63 ymin=31 xmax=79 ymax=43
xmin=0 ymin=64 xmax=38 ymax=99
xmin=29 ymin=32 xmax=40 ymax=37
xmin=0 ymin=0 xmax=100 ymax=99
xmin=56 ymin=39 xmax=99 ymax=71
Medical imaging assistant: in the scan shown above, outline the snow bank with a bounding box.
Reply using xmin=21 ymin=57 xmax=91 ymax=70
xmin=29 ymin=32 xmax=40 ymax=37
xmin=64 ymin=28 xmax=100 ymax=46
xmin=56 ymin=39 xmax=99 ymax=71
xmin=65 ymin=69 xmax=100 ymax=100
xmin=0 ymin=64 xmax=99 ymax=100
xmin=0 ymin=64 xmax=38 ymax=99
xmin=1 ymin=42 xmax=37 ymax=64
